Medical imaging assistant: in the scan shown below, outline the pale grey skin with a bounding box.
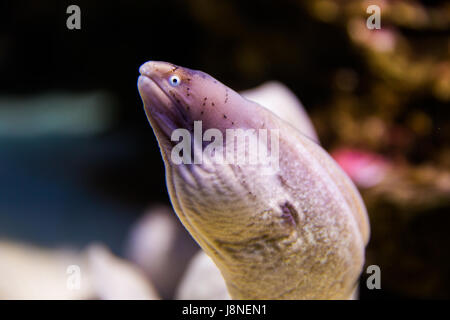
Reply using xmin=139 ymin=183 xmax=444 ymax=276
xmin=138 ymin=61 xmax=370 ymax=299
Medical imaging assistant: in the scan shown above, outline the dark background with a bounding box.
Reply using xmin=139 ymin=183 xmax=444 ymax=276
xmin=0 ymin=0 xmax=449 ymax=299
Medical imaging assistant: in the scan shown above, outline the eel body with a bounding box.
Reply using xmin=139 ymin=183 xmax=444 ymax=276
xmin=138 ymin=61 xmax=370 ymax=299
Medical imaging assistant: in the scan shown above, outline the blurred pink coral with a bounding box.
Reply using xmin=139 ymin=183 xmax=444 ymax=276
xmin=347 ymin=18 xmax=397 ymax=52
xmin=332 ymin=148 xmax=390 ymax=188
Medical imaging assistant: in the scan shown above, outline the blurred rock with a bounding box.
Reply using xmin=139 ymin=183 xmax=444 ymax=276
xmin=87 ymin=244 xmax=159 ymax=300
xmin=0 ymin=241 xmax=93 ymax=299
xmin=176 ymin=251 xmax=230 ymax=300
xmin=125 ymin=205 xmax=199 ymax=299
xmin=0 ymin=241 xmax=160 ymax=299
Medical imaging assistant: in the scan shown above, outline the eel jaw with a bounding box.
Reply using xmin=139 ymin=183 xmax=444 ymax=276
xmin=138 ymin=74 xmax=188 ymax=141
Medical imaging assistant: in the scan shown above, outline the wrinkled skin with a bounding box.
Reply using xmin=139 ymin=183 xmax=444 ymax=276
xmin=138 ymin=61 xmax=370 ymax=299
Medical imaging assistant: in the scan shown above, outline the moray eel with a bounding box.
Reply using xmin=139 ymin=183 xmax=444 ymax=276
xmin=138 ymin=61 xmax=370 ymax=299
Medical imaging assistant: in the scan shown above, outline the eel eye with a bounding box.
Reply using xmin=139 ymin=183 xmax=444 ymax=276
xmin=169 ymin=75 xmax=181 ymax=87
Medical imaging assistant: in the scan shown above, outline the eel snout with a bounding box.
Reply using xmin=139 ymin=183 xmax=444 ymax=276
xmin=139 ymin=61 xmax=266 ymax=135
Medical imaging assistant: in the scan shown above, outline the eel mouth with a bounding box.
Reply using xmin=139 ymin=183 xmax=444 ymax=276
xmin=138 ymin=74 xmax=189 ymax=139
